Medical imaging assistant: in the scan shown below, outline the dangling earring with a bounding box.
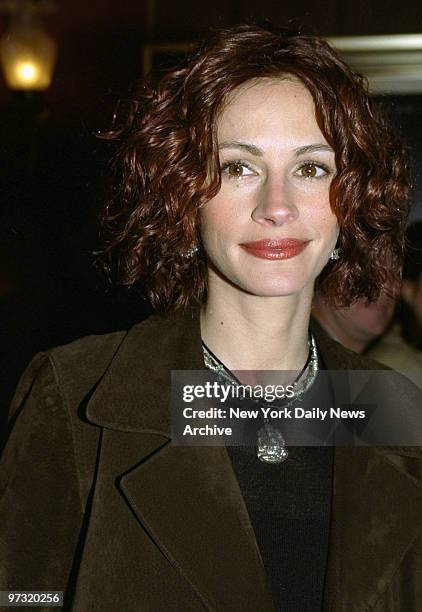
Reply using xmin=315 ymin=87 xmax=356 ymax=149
xmin=182 ymin=245 xmax=200 ymax=258
xmin=330 ymin=248 xmax=340 ymax=261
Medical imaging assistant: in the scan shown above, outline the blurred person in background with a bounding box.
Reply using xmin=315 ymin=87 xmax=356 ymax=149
xmin=368 ymin=221 xmax=422 ymax=386
xmin=312 ymin=289 xmax=396 ymax=354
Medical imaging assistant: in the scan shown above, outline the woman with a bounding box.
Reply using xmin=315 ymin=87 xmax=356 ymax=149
xmin=1 ymin=24 xmax=422 ymax=612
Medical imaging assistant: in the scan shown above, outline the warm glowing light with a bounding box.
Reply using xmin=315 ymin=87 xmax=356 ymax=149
xmin=16 ymin=61 xmax=39 ymax=84
xmin=0 ymin=9 xmax=57 ymax=91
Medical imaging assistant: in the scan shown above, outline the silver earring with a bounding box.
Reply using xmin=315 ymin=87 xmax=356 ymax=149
xmin=330 ymin=248 xmax=340 ymax=261
xmin=182 ymin=245 xmax=200 ymax=258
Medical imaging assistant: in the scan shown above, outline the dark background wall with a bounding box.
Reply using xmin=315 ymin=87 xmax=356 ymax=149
xmin=3 ymin=0 xmax=422 ymax=122
xmin=1 ymin=0 xmax=422 ymax=435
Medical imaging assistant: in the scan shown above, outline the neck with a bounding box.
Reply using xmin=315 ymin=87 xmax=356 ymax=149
xmin=200 ymin=287 xmax=312 ymax=372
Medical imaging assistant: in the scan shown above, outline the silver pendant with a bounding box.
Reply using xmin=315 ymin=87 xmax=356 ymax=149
xmin=256 ymin=422 xmax=289 ymax=464
xmin=203 ymin=333 xmax=319 ymax=466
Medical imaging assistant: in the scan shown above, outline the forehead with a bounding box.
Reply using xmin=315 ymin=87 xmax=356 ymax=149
xmin=216 ymin=77 xmax=325 ymax=145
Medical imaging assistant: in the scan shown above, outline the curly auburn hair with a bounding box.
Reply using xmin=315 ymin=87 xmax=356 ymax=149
xmin=99 ymin=23 xmax=411 ymax=313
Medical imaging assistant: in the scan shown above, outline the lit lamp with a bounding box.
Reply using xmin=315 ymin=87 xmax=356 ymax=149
xmin=0 ymin=0 xmax=57 ymax=91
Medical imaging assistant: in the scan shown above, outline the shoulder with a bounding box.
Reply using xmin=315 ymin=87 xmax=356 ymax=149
xmin=45 ymin=313 xmax=180 ymax=393
xmin=5 ymin=326 xmax=142 ymax=507
xmin=47 ymin=313 xmax=178 ymax=370
xmin=8 ymin=328 xmax=128 ymax=429
xmin=48 ymin=328 xmax=128 ymax=377
xmin=30 ymin=313 xmax=186 ymax=410
xmin=9 ymin=310 xmax=198 ymax=426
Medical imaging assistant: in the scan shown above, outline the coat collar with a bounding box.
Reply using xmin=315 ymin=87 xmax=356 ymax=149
xmin=85 ymin=309 xmax=422 ymax=611
xmin=86 ymin=310 xmax=204 ymax=434
xmin=86 ymin=308 xmax=371 ymax=434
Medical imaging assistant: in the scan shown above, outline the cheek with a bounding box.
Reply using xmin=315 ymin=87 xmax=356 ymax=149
xmin=200 ymin=194 xmax=243 ymax=240
xmin=200 ymin=206 xmax=225 ymax=241
xmin=309 ymin=208 xmax=339 ymax=244
xmin=322 ymin=207 xmax=340 ymax=238
xmin=302 ymin=191 xmax=337 ymax=224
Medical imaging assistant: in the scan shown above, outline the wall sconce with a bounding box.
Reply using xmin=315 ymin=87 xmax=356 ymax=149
xmin=0 ymin=0 xmax=57 ymax=91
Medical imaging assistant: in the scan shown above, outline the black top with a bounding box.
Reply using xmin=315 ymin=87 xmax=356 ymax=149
xmin=226 ymin=444 xmax=333 ymax=612
xmin=225 ymin=367 xmax=335 ymax=612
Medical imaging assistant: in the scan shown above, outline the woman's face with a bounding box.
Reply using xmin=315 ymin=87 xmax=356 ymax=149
xmin=200 ymin=77 xmax=339 ymax=301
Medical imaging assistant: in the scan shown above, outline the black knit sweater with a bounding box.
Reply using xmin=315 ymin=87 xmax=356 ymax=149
xmin=225 ymin=366 xmax=334 ymax=612
xmin=226 ymin=444 xmax=333 ymax=611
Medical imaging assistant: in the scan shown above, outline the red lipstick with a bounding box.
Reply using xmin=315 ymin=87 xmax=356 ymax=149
xmin=240 ymin=239 xmax=310 ymax=260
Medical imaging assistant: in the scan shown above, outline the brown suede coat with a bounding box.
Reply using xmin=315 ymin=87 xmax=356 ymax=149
xmin=1 ymin=310 xmax=422 ymax=611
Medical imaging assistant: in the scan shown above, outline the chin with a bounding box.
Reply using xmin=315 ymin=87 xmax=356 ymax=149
xmin=238 ymin=278 xmax=310 ymax=298
xmin=208 ymin=262 xmax=318 ymax=299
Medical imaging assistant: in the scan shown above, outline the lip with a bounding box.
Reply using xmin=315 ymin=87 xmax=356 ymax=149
xmin=240 ymin=239 xmax=310 ymax=260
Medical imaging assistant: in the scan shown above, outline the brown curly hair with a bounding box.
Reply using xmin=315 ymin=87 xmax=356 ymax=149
xmin=99 ymin=23 xmax=411 ymax=312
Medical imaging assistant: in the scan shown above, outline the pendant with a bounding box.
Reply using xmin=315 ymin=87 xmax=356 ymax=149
xmin=256 ymin=422 xmax=288 ymax=464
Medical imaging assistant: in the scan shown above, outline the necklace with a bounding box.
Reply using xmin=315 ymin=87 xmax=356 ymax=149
xmin=202 ymin=333 xmax=319 ymax=464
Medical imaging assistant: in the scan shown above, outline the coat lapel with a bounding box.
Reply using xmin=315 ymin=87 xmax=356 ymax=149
xmin=119 ymin=444 xmax=274 ymax=611
xmin=86 ymin=310 xmax=422 ymax=611
xmin=86 ymin=310 xmax=274 ymax=611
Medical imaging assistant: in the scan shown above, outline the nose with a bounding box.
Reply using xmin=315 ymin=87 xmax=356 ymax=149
xmin=251 ymin=177 xmax=299 ymax=227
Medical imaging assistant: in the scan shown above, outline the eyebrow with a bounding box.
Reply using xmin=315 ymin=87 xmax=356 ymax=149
xmin=218 ymin=141 xmax=334 ymax=156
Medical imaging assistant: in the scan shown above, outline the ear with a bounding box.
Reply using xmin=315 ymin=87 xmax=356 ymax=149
xmin=401 ymin=278 xmax=417 ymax=306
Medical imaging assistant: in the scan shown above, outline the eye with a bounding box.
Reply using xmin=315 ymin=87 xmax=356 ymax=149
xmin=297 ymin=161 xmax=330 ymax=179
xmin=221 ymin=161 xmax=255 ymax=179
